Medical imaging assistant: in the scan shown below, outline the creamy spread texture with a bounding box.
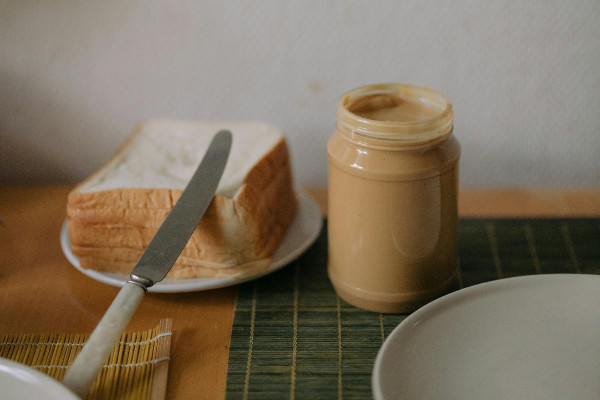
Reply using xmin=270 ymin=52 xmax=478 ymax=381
xmin=347 ymin=93 xmax=440 ymax=123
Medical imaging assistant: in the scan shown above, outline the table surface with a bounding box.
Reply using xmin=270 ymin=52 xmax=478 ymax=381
xmin=1 ymin=185 xmax=599 ymax=399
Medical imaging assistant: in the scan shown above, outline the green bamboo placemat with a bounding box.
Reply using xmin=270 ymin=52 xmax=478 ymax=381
xmin=226 ymin=219 xmax=600 ymax=400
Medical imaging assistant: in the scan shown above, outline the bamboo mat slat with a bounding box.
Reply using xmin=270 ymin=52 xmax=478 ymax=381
xmin=226 ymin=219 xmax=600 ymax=399
xmin=0 ymin=319 xmax=172 ymax=400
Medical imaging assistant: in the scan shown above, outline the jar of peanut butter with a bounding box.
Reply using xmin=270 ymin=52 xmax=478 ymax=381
xmin=327 ymin=83 xmax=460 ymax=313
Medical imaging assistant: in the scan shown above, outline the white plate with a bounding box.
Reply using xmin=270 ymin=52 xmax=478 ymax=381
xmin=372 ymin=274 xmax=600 ymax=400
xmin=0 ymin=358 xmax=79 ymax=399
xmin=61 ymin=188 xmax=322 ymax=292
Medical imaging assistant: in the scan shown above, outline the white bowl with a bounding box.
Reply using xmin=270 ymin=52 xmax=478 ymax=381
xmin=0 ymin=358 xmax=78 ymax=399
xmin=373 ymin=274 xmax=600 ymax=400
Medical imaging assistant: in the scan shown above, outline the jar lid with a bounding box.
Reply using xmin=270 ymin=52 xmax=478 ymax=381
xmin=337 ymin=83 xmax=453 ymax=145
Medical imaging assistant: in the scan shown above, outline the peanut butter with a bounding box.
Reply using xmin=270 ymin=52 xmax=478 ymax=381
xmin=347 ymin=93 xmax=440 ymax=122
xmin=327 ymin=84 xmax=460 ymax=313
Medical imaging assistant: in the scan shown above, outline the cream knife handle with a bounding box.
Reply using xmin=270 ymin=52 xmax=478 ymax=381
xmin=62 ymin=283 xmax=145 ymax=398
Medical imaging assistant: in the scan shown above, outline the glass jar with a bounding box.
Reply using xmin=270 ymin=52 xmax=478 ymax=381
xmin=327 ymin=83 xmax=460 ymax=313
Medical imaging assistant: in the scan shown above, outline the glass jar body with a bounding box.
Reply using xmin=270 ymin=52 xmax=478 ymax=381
xmin=327 ymin=84 xmax=460 ymax=313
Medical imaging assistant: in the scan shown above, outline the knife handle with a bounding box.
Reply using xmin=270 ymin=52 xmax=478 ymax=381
xmin=62 ymin=282 xmax=146 ymax=397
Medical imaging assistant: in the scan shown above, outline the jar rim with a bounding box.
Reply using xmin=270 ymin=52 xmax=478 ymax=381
xmin=337 ymin=83 xmax=453 ymax=144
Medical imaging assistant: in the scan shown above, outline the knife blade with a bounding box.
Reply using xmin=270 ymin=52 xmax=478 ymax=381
xmin=130 ymin=129 xmax=232 ymax=286
xmin=62 ymin=130 xmax=232 ymax=397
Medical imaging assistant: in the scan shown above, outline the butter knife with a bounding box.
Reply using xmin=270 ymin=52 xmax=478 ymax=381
xmin=62 ymin=130 xmax=232 ymax=397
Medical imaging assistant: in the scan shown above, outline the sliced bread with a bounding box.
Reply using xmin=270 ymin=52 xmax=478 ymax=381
xmin=67 ymin=119 xmax=298 ymax=279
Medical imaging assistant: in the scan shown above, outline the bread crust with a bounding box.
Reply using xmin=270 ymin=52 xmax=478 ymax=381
xmin=67 ymin=120 xmax=298 ymax=279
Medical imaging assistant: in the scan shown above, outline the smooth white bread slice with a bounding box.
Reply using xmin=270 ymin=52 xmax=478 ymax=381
xmin=67 ymin=119 xmax=298 ymax=279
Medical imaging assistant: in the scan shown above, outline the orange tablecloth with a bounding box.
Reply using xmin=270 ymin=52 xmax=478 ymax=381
xmin=1 ymin=185 xmax=598 ymax=399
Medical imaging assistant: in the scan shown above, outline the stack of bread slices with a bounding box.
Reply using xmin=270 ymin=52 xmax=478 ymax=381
xmin=67 ymin=119 xmax=298 ymax=279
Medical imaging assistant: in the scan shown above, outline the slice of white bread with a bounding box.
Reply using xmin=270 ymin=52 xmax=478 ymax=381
xmin=67 ymin=119 xmax=298 ymax=279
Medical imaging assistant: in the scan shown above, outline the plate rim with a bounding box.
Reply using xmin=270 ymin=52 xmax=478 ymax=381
xmin=0 ymin=357 xmax=79 ymax=399
xmin=60 ymin=187 xmax=322 ymax=292
xmin=372 ymin=273 xmax=600 ymax=399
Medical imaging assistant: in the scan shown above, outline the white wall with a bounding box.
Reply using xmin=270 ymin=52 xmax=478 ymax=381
xmin=1 ymin=1 xmax=599 ymax=188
